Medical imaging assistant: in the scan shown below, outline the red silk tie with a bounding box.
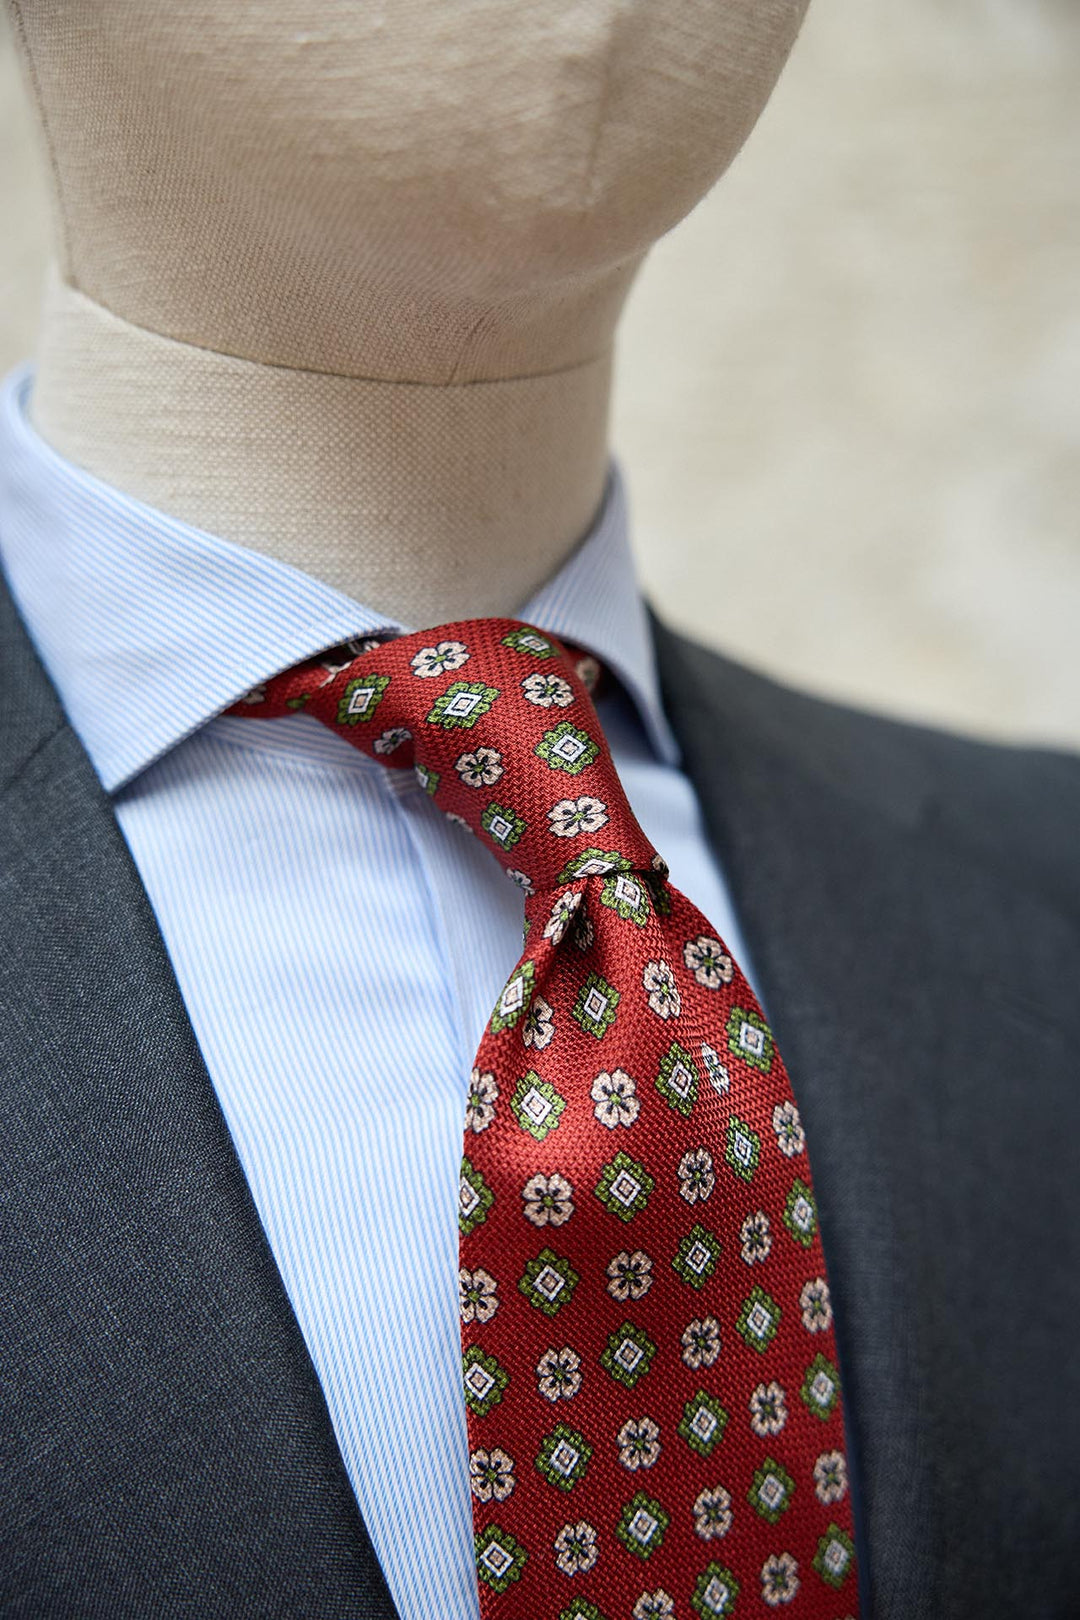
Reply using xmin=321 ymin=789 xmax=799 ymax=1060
xmin=231 ymin=620 xmax=858 ymax=1620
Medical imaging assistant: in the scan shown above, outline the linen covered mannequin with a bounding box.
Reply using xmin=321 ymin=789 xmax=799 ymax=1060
xmin=9 ymin=0 xmax=807 ymax=625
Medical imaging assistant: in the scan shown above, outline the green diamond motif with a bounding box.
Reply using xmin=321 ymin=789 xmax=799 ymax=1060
xmin=459 ymin=1157 xmax=494 ymax=1236
xmin=598 ymin=871 xmax=651 ymax=926
xmin=692 ymin=1563 xmax=740 ymax=1617
xmin=489 ymin=960 xmax=535 ymax=1034
xmin=784 ymin=1178 xmax=818 ymax=1247
xmin=502 ymin=626 xmax=554 ymax=658
xmin=462 ymin=1344 xmax=508 ymax=1416
xmin=655 ymin=1041 xmax=699 ymax=1117
xmin=677 ymin=1389 xmax=729 ymax=1456
xmin=736 ymin=1285 xmax=781 ymax=1353
xmin=415 ymin=761 xmax=440 ymax=796
xmin=813 ymin=1523 xmax=856 ymax=1589
xmin=749 ymin=1456 xmax=795 ymax=1523
xmin=427 ymin=680 xmax=500 ymax=730
xmin=600 ymin=1320 xmax=656 ymax=1388
xmin=475 ymin=1524 xmax=527 ymax=1593
xmin=535 ymin=1423 xmax=592 ymax=1491
xmin=519 ymin=1248 xmax=579 ymax=1316
xmin=481 ymin=800 xmax=526 ymax=851
xmin=724 ymin=1115 xmax=761 ymax=1182
xmin=557 ymin=847 xmax=632 ymax=883
xmin=595 ymin=1152 xmax=654 ymax=1222
xmin=510 ymin=1071 xmax=566 ymax=1141
xmin=672 ymin=1223 xmax=721 ymax=1289
xmin=801 ymin=1353 xmax=841 ymax=1419
xmin=536 ymin=721 xmax=599 ymax=776
xmin=559 ymin=1602 xmax=608 ymax=1620
xmin=615 ymin=1492 xmax=669 ymax=1560
xmin=726 ymin=1005 xmax=774 ymax=1073
xmin=573 ymin=971 xmax=620 ymax=1038
xmin=336 ymin=672 xmax=390 ymax=726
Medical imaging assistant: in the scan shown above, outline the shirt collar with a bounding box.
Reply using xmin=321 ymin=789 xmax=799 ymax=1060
xmin=0 ymin=362 xmax=679 ymax=791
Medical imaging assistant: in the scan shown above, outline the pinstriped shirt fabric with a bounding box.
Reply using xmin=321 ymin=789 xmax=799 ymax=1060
xmin=0 ymin=363 xmax=761 ymax=1620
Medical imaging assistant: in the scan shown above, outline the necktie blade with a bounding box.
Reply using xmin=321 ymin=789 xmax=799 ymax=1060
xmin=232 ymin=618 xmax=858 ymax=1618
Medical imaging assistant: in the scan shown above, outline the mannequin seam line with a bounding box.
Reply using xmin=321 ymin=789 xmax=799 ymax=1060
xmin=446 ymin=307 xmax=500 ymax=387
xmin=56 ymin=286 xmax=615 ymax=391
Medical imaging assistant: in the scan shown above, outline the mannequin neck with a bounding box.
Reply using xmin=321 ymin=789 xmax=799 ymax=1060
xmin=29 ymin=273 xmax=617 ymax=626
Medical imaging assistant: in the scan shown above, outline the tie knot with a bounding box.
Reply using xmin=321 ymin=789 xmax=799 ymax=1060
xmin=233 ymin=617 xmax=663 ymax=897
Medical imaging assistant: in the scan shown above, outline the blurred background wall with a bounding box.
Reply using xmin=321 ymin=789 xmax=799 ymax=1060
xmin=2 ymin=0 xmax=1078 ymax=747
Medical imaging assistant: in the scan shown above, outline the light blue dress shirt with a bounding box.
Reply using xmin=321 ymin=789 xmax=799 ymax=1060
xmin=0 ymin=363 xmax=759 ymax=1620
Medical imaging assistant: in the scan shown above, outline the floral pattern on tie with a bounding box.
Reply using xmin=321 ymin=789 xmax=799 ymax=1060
xmin=230 ymin=619 xmax=858 ymax=1619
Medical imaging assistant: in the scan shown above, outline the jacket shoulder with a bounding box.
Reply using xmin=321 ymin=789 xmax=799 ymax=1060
xmin=650 ymin=610 xmax=1080 ymax=920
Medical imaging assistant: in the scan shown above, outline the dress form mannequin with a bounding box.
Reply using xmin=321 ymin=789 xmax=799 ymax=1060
xmin=9 ymin=0 xmax=806 ymax=626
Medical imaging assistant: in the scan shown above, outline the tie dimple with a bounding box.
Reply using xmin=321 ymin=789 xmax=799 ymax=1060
xmin=231 ymin=619 xmax=859 ymax=1620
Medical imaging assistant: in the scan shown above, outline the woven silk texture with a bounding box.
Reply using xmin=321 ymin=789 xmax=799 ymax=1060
xmin=230 ymin=619 xmax=858 ymax=1620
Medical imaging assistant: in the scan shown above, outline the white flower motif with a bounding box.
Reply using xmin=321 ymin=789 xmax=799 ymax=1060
xmin=522 ymin=994 xmax=554 ymax=1050
xmin=465 ymin=1068 xmax=498 ymax=1133
xmin=522 ymin=1172 xmax=574 ymax=1228
xmin=617 ymin=1416 xmax=661 ymax=1471
xmin=680 ymin=1316 xmax=721 ymax=1370
xmin=800 ymin=1277 xmax=833 ymax=1333
xmin=632 ymin=1591 xmax=674 ymax=1620
xmin=813 ymin=1450 xmax=849 ymax=1504
xmin=677 ymin=1147 xmax=715 ymax=1205
xmin=683 ymin=934 xmax=734 ymax=989
xmin=553 ymin=1520 xmax=598 ymax=1576
xmin=455 ymin=745 xmax=504 ymax=788
xmin=590 ymin=1068 xmax=640 ymax=1128
xmin=606 ymin=1249 xmax=653 ymax=1302
xmin=761 ymin=1551 xmax=800 ymax=1606
xmin=410 ymin=639 xmax=469 ymax=678
xmin=693 ymin=1484 xmax=733 ymax=1540
xmin=643 ymin=959 xmax=681 ymax=1020
xmin=373 ymin=725 xmax=411 ymax=755
xmin=458 ymin=1267 xmax=499 ymax=1324
xmin=547 ymin=796 xmax=609 ymax=838
xmin=521 ymin=671 xmax=574 ymax=708
xmin=543 ymin=889 xmax=583 ymax=944
xmin=749 ymin=1381 xmax=788 ymax=1437
xmin=773 ymin=1099 xmax=806 ymax=1157
xmin=445 ymin=811 xmax=474 ymax=835
xmin=536 ymin=1345 xmax=582 ymax=1401
xmin=701 ymin=1043 xmax=730 ymax=1094
xmin=505 ymin=868 xmax=535 ymax=896
xmin=740 ymin=1210 xmax=772 ymax=1264
xmin=314 ymin=658 xmax=353 ymax=688
xmin=238 ymin=684 xmax=267 ymax=704
xmin=469 ymin=1447 xmax=515 ymax=1503
xmin=314 ymin=636 xmax=382 ymax=687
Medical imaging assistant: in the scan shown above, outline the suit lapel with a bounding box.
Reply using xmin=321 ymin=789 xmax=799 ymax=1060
xmin=5 ymin=558 xmax=1075 ymax=1618
xmin=0 ymin=577 xmax=396 ymax=1616
xmin=652 ymin=610 xmax=1080 ymax=1620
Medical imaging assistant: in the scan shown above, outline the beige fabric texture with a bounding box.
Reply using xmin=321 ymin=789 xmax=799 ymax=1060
xmin=1 ymin=1 xmax=1077 ymax=741
xmin=33 ymin=273 xmax=615 ymax=617
xmin=9 ymin=0 xmax=804 ymax=378
xmin=8 ymin=0 xmax=805 ymax=624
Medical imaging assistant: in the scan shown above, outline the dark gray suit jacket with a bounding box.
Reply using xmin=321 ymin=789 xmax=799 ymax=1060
xmin=2 ymin=571 xmax=1078 ymax=1618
